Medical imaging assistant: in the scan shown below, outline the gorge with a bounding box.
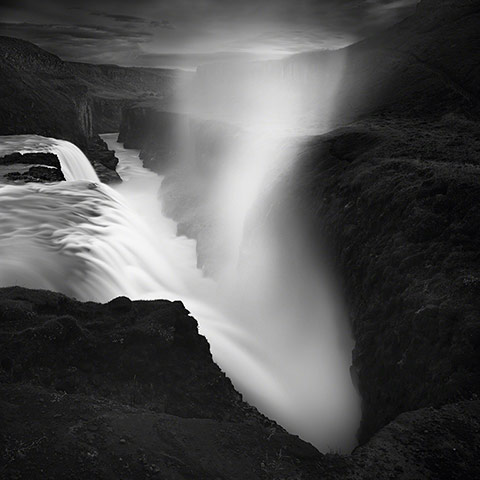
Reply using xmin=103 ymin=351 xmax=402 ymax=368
xmin=1 ymin=0 xmax=480 ymax=478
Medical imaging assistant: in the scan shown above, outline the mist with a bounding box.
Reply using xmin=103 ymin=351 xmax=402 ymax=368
xmin=0 ymin=48 xmax=360 ymax=453
xmin=161 ymin=52 xmax=361 ymax=450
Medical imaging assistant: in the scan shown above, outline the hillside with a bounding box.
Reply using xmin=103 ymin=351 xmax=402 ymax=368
xmin=0 ymin=36 xmax=189 ymax=182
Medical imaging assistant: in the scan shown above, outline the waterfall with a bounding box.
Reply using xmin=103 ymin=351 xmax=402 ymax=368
xmin=0 ymin=133 xmax=360 ymax=452
xmin=0 ymin=136 xmax=213 ymax=304
xmin=49 ymin=139 xmax=99 ymax=182
xmin=0 ymin=134 xmax=280 ymax=442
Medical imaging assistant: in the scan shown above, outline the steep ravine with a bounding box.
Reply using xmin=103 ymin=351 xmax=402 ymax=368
xmin=113 ymin=0 xmax=480 ymax=471
xmin=281 ymin=115 xmax=480 ymax=442
xmin=114 ymin=108 xmax=480 ymax=475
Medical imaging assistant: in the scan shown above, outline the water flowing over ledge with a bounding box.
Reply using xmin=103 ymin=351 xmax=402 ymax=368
xmin=0 ymin=133 xmax=360 ymax=452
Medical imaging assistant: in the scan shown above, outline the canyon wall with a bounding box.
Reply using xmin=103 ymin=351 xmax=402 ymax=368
xmin=118 ymin=105 xmax=243 ymax=274
xmin=284 ymin=116 xmax=480 ymax=441
xmin=116 ymin=0 xmax=480 ymax=447
xmin=0 ymin=35 xmax=188 ymax=182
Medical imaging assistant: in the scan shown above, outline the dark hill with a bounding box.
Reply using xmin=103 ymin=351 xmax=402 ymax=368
xmin=0 ymin=36 xmax=190 ymax=182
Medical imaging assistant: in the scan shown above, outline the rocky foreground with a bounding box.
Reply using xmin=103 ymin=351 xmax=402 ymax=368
xmin=1 ymin=287 xmax=479 ymax=479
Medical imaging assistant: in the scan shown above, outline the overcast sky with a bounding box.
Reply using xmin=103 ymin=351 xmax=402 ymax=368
xmin=0 ymin=0 xmax=418 ymax=69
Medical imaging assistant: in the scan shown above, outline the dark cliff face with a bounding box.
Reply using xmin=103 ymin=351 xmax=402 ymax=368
xmin=273 ymin=0 xmax=480 ymax=441
xmin=285 ymin=115 xmax=480 ymax=441
xmin=0 ymin=37 xmax=93 ymax=145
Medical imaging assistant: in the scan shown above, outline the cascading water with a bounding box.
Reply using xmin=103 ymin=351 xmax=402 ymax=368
xmin=0 ymin=131 xmax=360 ymax=452
xmin=0 ymin=133 xmax=282 ymax=431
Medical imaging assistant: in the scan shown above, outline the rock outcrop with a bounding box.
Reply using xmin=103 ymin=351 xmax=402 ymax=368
xmin=0 ymin=287 xmax=322 ymax=479
xmin=0 ymin=152 xmax=65 ymax=184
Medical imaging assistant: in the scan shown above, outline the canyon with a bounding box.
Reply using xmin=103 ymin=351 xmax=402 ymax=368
xmin=1 ymin=0 xmax=480 ymax=478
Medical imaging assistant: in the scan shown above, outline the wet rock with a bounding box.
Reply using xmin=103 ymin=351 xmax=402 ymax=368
xmin=5 ymin=165 xmax=65 ymax=183
xmin=0 ymin=152 xmax=61 ymax=168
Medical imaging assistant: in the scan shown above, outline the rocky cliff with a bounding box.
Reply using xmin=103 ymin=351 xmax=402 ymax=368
xmin=0 ymin=37 xmax=94 ymax=145
xmin=1 ymin=286 xmax=479 ymax=479
xmin=114 ymin=0 xmax=480 ymax=467
xmin=118 ymin=104 xmax=243 ymax=274
xmin=69 ymin=61 xmax=188 ymax=133
xmin=0 ymin=36 xmax=188 ymax=183
xmin=283 ymin=114 xmax=480 ymax=442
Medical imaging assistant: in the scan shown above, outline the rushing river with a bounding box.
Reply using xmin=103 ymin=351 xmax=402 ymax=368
xmin=0 ymin=133 xmax=360 ymax=451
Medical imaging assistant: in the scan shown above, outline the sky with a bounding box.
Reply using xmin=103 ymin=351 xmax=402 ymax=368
xmin=0 ymin=0 xmax=419 ymax=69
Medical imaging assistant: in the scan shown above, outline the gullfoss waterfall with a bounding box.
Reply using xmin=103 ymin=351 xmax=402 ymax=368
xmin=0 ymin=133 xmax=360 ymax=451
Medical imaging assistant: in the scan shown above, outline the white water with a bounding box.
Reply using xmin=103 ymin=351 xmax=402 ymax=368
xmin=0 ymin=133 xmax=359 ymax=452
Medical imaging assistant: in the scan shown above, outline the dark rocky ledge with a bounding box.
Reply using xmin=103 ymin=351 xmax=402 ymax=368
xmin=0 ymin=152 xmax=61 ymax=168
xmin=5 ymin=165 xmax=65 ymax=183
xmin=0 ymin=152 xmax=65 ymax=184
xmin=84 ymin=135 xmax=121 ymax=184
xmin=1 ymin=286 xmax=479 ymax=479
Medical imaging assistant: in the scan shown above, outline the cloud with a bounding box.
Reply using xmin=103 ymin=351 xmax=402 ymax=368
xmin=89 ymin=11 xmax=151 ymax=23
xmin=0 ymin=21 xmax=154 ymax=65
xmin=134 ymin=51 xmax=282 ymax=69
xmin=0 ymin=0 xmax=419 ymax=68
xmin=0 ymin=22 xmax=152 ymax=41
xmin=150 ymin=20 xmax=175 ymax=30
